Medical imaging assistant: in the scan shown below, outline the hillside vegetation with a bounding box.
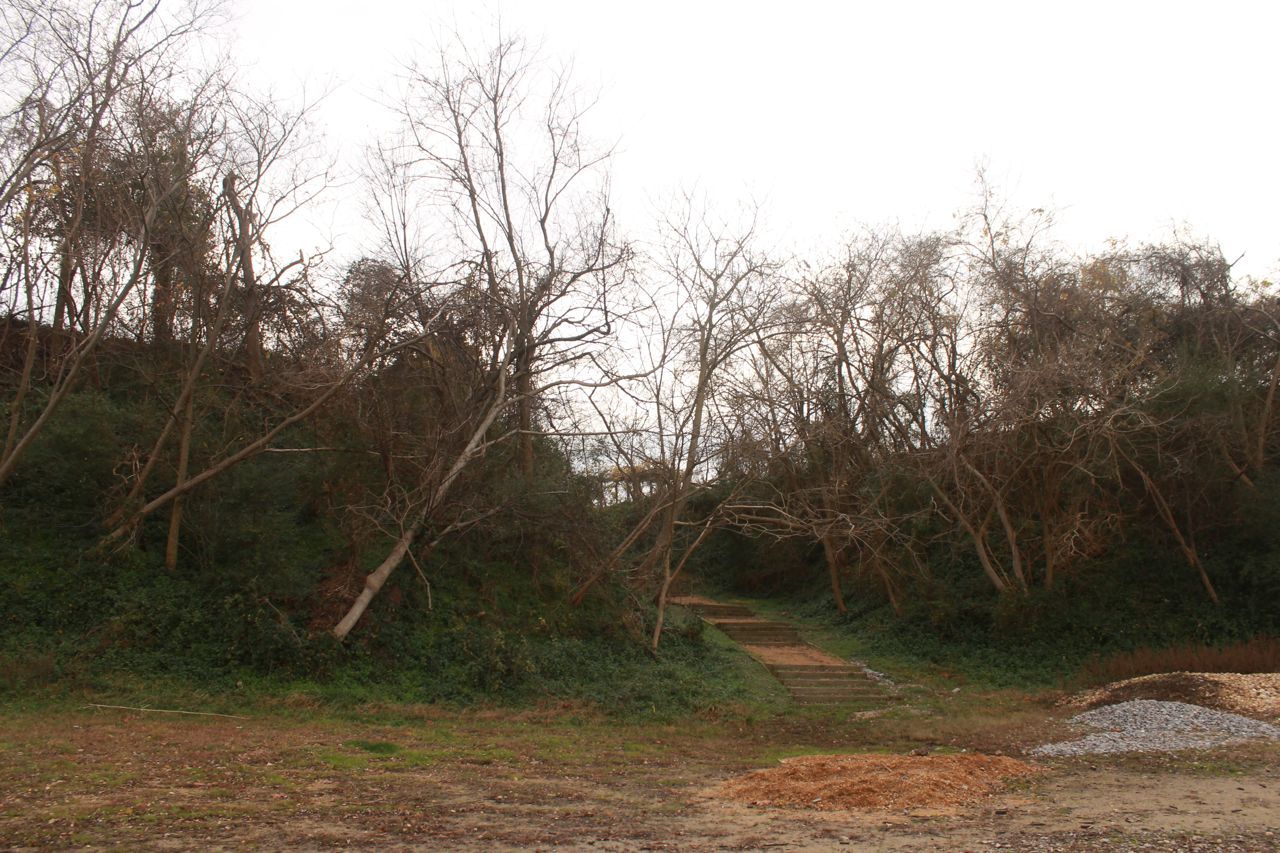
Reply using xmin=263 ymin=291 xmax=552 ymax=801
xmin=2 ymin=0 xmax=1278 ymax=711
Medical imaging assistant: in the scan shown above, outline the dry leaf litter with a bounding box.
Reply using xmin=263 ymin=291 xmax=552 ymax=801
xmin=717 ymin=753 xmax=1040 ymax=811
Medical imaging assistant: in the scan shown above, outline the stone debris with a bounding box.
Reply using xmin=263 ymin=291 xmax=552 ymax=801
xmin=1033 ymin=699 xmax=1280 ymax=756
xmin=854 ymin=662 xmax=895 ymax=687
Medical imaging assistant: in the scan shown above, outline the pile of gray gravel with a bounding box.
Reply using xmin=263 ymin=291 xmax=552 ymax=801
xmin=1032 ymin=698 xmax=1280 ymax=756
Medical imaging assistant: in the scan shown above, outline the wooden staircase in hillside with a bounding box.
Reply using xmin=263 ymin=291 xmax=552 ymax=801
xmin=672 ymin=597 xmax=895 ymax=706
xmin=765 ymin=663 xmax=889 ymax=705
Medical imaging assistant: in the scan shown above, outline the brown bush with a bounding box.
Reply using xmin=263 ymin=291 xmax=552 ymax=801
xmin=1080 ymin=636 xmax=1280 ymax=685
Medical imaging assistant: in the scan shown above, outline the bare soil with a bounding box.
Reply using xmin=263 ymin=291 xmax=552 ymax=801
xmin=2 ymin=699 xmax=1278 ymax=852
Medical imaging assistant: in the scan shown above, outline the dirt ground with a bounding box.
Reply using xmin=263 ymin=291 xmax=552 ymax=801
xmin=2 ymin=694 xmax=1278 ymax=852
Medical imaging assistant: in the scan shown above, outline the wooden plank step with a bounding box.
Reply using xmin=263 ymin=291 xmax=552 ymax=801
xmin=688 ymin=604 xmax=755 ymax=618
xmin=675 ymin=597 xmax=896 ymax=704
xmin=778 ymin=677 xmax=871 ymax=687
xmin=787 ymin=686 xmax=884 ymax=695
xmin=767 ymin=665 xmax=857 ymax=675
xmin=721 ymin=630 xmax=798 ymax=637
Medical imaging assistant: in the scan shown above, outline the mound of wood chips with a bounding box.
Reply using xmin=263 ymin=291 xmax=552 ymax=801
xmin=718 ymin=753 xmax=1040 ymax=811
xmin=1067 ymin=672 xmax=1280 ymax=722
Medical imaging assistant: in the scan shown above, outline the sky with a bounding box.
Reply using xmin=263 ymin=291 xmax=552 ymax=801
xmin=232 ymin=0 xmax=1280 ymax=280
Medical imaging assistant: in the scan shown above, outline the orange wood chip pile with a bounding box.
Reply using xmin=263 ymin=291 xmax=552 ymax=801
xmin=719 ymin=753 xmax=1040 ymax=811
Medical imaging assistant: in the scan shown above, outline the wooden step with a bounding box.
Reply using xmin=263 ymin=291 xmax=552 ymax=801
xmin=767 ymin=664 xmax=857 ymax=675
xmin=721 ymin=625 xmax=798 ymax=637
xmin=786 ymin=684 xmax=883 ymax=695
xmin=722 ymin=635 xmax=803 ymax=645
xmin=789 ymin=690 xmax=887 ymax=703
xmin=687 ymin=603 xmax=755 ymax=619
xmin=779 ymin=676 xmax=870 ymax=687
xmin=678 ymin=597 xmax=895 ymax=706
xmin=770 ymin=667 xmax=863 ymax=677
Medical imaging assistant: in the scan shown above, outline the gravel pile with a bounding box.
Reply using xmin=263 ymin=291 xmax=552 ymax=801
xmin=1033 ymin=699 xmax=1280 ymax=756
xmin=1066 ymin=671 xmax=1280 ymax=721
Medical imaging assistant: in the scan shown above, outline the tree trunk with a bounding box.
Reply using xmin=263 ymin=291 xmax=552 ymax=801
xmin=928 ymin=480 xmax=1009 ymax=593
xmin=333 ymin=382 xmax=509 ymax=640
xmin=872 ymin=553 xmax=901 ymax=615
xmin=164 ymin=392 xmax=195 ymax=570
xmin=1135 ymin=466 xmax=1220 ymax=605
xmin=1043 ymin=531 xmax=1056 ymax=591
xmin=224 ymin=174 xmax=263 ymax=379
xmin=517 ymin=359 xmax=534 ymax=478
xmin=332 ymin=516 xmax=425 ymax=640
xmin=650 ymin=549 xmax=675 ymax=654
xmin=960 ymin=454 xmax=1027 ymax=591
xmin=151 ymin=243 xmax=175 ymax=344
xmin=650 ymin=517 xmax=717 ymax=653
xmin=2 ymin=314 xmax=40 ymax=465
xmin=820 ymin=532 xmax=848 ymax=613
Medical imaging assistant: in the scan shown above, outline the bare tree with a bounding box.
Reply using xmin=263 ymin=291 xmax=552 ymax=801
xmin=331 ymin=34 xmax=629 ymax=640
xmin=586 ymin=202 xmax=776 ymax=652
xmin=101 ymin=86 xmax=327 ymax=560
xmin=0 ymin=0 xmax=224 ymax=490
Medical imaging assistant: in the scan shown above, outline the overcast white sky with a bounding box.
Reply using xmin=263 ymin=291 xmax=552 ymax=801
xmin=232 ymin=0 xmax=1280 ymax=279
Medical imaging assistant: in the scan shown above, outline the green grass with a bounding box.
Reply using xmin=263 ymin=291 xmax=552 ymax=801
xmin=312 ymin=748 xmax=370 ymax=770
xmin=343 ymin=739 xmax=400 ymax=754
xmin=0 ymin=618 xmax=795 ymax=724
xmin=397 ymin=749 xmax=443 ymax=768
xmin=693 ymin=620 xmax=792 ymax=713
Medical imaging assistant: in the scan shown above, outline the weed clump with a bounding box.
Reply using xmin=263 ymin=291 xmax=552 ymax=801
xmin=1080 ymin=636 xmax=1280 ymax=684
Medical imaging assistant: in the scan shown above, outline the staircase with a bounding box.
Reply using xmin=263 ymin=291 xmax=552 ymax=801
xmin=673 ymin=597 xmax=894 ymax=706
xmin=765 ymin=664 xmax=888 ymax=705
xmin=709 ymin=619 xmax=803 ymax=646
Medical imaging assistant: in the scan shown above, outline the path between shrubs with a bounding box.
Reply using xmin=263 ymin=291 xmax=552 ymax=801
xmin=670 ymin=595 xmax=896 ymax=706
